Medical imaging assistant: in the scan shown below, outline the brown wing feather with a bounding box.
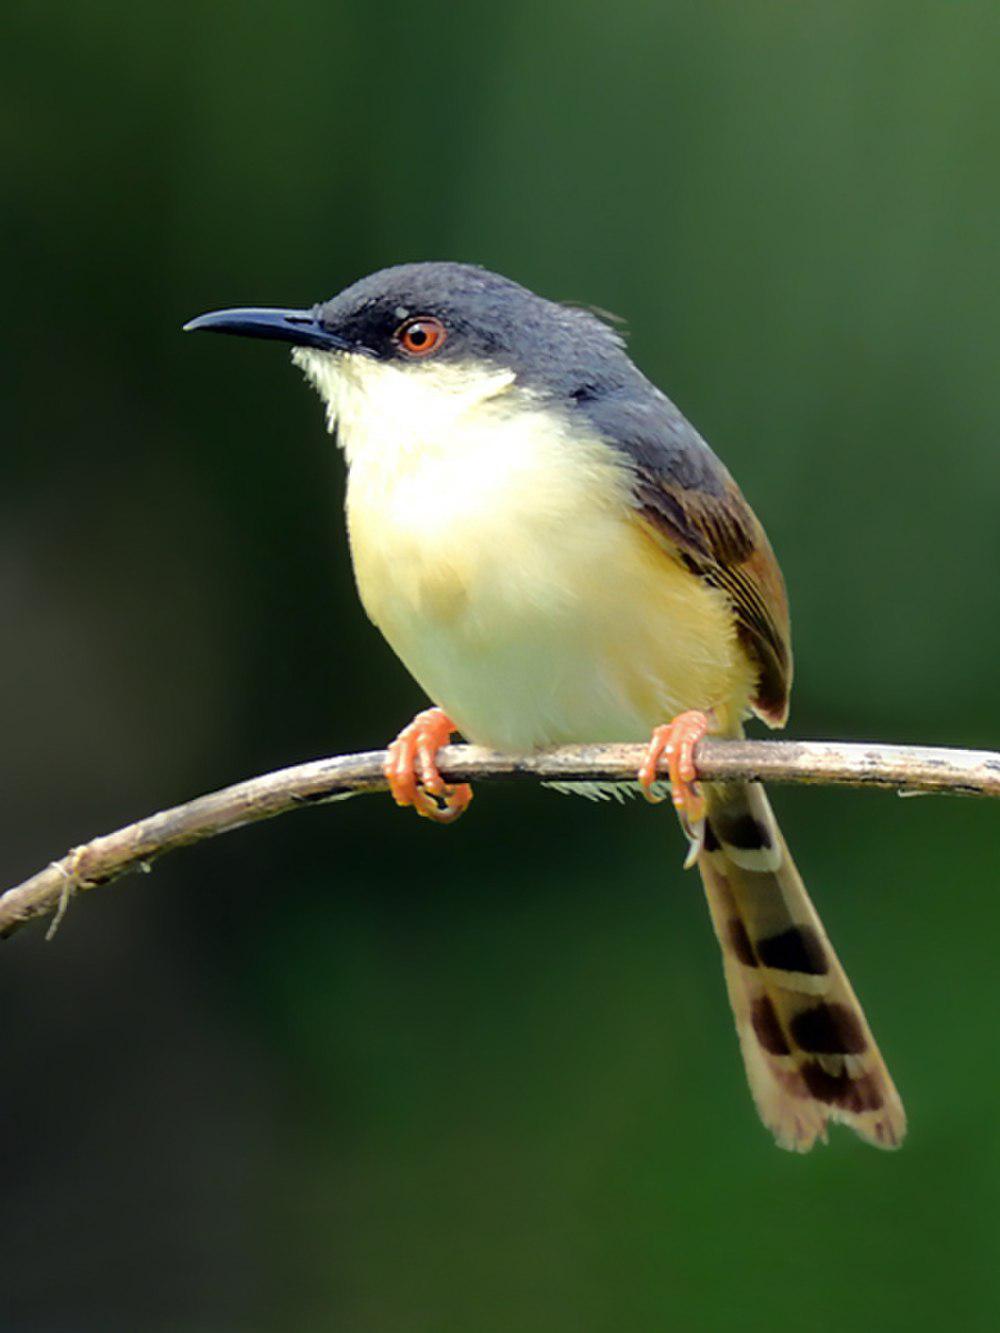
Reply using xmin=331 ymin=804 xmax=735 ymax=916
xmin=633 ymin=468 xmax=792 ymax=725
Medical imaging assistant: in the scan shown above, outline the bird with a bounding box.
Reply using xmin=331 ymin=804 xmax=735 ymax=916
xmin=185 ymin=261 xmax=905 ymax=1151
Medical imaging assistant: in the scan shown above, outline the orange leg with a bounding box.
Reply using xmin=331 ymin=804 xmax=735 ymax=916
xmin=638 ymin=709 xmax=711 ymax=866
xmin=384 ymin=706 xmax=473 ymax=824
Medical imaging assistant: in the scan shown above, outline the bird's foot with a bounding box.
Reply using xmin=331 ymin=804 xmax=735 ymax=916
xmin=384 ymin=707 xmax=473 ymax=824
xmin=638 ymin=710 xmax=711 ymax=868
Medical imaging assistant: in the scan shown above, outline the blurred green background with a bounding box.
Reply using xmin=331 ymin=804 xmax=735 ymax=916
xmin=5 ymin=2 xmax=1000 ymax=1329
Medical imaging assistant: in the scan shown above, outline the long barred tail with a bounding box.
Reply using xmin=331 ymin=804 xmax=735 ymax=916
xmin=698 ymin=780 xmax=906 ymax=1151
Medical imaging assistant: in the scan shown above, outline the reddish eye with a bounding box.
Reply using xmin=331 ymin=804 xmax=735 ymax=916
xmin=395 ymin=316 xmax=446 ymax=357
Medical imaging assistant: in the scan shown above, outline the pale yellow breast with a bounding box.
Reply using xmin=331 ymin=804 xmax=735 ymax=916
xmin=296 ymin=348 xmax=754 ymax=747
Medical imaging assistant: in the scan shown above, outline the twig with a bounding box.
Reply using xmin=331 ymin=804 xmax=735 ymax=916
xmin=3 ymin=738 xmax=998 ymax=940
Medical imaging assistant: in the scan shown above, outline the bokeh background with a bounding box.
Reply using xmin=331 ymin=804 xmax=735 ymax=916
xmin=5 ymin=2 xmax=1000 ymax=1329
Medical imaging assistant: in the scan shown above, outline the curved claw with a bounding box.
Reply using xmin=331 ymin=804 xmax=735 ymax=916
xmin=638 ymin=710 xmax=711 ymax=866
xmin=384 ymin=707 xmax=473 ymax=824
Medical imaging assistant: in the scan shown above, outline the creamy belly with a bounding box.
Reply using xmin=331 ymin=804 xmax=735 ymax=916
xmin=329 ymin=361 xmax=753 ymax=750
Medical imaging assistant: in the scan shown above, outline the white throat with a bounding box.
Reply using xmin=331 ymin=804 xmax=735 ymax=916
xmin=292 ymin=347 xmax=518 ymax=469
xmin=290 ymin=345 xmax=631 ymax=567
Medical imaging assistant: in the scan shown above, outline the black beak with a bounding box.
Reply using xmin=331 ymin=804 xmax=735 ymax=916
xmin=182 ymin=306 xmax=350 ymax=352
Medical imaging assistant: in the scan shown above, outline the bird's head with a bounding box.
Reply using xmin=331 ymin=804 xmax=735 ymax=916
xmin=184 ymin=262 xmax=634 ymax=453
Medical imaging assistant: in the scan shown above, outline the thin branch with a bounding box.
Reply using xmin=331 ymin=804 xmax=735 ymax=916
xmin=3 ymin=738 xmax=999 ymax=940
